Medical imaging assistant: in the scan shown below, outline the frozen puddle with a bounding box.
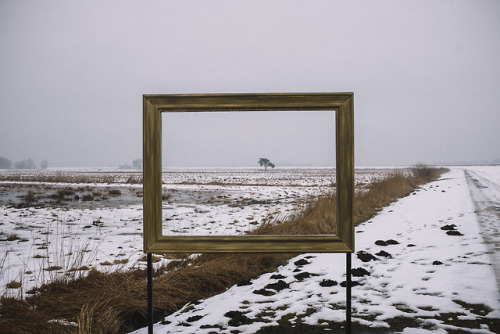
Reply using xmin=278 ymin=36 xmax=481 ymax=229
xmin=133 ymin=168 xmax=500 ymax=333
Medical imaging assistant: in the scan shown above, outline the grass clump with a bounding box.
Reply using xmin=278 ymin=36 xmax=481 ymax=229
xmin=5 ymin=281 xmax=22 ymax=289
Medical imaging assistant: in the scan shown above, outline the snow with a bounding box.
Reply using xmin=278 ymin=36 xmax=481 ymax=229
xmin=130 ymin=167 xmax=500 ymax=333
xmin=1 ymin=166 xmax=499 ymax=332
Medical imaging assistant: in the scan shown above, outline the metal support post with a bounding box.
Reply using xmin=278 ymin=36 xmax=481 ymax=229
xmin=346 ymin=252 xmax=352 ymax=334
xmin=147 ymin=253 xmax=153 ymax=334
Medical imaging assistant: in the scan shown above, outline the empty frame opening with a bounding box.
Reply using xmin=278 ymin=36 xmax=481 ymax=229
xmin=160 ymin=110 xmax=337 ymax=237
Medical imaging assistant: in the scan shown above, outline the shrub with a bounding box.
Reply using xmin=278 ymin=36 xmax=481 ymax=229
xmin=410 ymin=163 xmax=448 ymax=182
xmin=410 ymin=163 xmax=432 ymax=180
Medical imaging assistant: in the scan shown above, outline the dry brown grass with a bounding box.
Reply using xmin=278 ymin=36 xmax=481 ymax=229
xmin=253 ymin=194 xmax=335 ymax=235
xmin=354 ymin=170 xmax=415 ymax=223
xmin=0 ymin=166 xmax=448 ymax=333
xmin=1 ymin=255 xmax=289 ymax=333
xmin=254 ymin=166 xmax=448 ymax=236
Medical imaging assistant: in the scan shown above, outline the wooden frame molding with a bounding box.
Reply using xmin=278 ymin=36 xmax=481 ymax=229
xmin=143 ymin=93 xmax=354 ymax=253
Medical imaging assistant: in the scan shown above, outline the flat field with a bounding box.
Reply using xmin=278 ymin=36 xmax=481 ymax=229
xmin=0 ymin=167 xmax=388 ymax=296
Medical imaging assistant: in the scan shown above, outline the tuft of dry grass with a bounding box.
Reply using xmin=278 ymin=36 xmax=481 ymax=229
xmin=5 ymin=281 xmax=22 ymax=289
xmin=0 ymin=166 xmax=448 ymax=333
xmin=25 ymin=269 xmax=149 ymax=333
xmin=77 ymin=300 xmax=121 ymax=334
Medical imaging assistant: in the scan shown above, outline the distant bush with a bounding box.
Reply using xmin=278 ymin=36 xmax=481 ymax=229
xmin=410 ymin=163 xmax=447 ymax=182
xmin=119 ymin=159 xmax=143 ymax=170
xmin=410 ymin=163 xmax=430 ymax=179
xmin=14 ymin=159 xmax=35 ymax=169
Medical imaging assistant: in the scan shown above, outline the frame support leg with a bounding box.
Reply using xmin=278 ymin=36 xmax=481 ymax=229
xmin=147 ymin=253 xmax=153 ymax=334
xmin=346 ymin=252 xmax=352 ymax=334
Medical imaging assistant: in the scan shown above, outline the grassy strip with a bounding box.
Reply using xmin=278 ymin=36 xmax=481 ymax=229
xmin=0 ymin=166 xmax=448 ymax=333
xmin=0 ymin=171 xmax=142 ymax=184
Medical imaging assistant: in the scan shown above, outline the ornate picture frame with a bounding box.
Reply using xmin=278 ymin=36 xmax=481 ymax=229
xmin=143 ymin=93 xmax=354 ymax=253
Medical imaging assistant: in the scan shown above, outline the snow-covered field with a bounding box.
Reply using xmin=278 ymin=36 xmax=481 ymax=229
xmin=0 ymin=168 xmax=385 ymax=297
xmin=130 ymin=167 xmax=500 ymax=334
xmin=1 ymin=166 xmax=499 ymax=333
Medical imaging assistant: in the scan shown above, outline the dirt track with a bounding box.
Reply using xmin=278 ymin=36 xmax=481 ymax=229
xmin=464 ymin=168 xmax=500 ymax=290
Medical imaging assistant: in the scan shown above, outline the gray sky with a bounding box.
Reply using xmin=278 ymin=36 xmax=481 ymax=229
xmin=163 ymin=111 xmax=336 ymax=167
xmin=1 ymin=0 xmax=499 ymax=168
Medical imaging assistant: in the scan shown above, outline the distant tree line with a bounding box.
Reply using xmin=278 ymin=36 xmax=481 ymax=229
xmin=119 ymin=159 xmax=143 ymax=170
xmin=0 ymin=156 xmax=48 ymax=169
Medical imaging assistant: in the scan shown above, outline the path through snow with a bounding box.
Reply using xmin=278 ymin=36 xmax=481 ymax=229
xmin=463 ymin=167 xmax=500 ymax=290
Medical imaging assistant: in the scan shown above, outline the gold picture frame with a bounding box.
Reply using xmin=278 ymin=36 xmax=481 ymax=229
xmin=143 ymin=93 xmax=354 ymax=253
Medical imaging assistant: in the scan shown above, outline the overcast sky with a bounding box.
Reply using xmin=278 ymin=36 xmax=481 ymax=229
xmin=1 ymin=0 xmax=499 ymax=168
xmin=163 ymin=111 xmax=336 ymax=167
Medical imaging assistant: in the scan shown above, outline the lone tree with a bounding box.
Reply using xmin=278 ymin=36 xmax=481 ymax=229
xmin=258 ymin=158 xmax=275 ymax=171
